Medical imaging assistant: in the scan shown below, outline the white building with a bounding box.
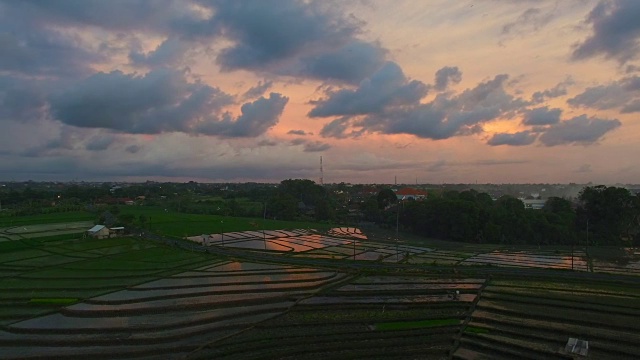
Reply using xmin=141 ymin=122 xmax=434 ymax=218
xmin=87 ymin=225 xmax=110 ymax=239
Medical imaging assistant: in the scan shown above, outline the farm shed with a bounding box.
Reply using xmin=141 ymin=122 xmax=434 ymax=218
xmin=87 ymin=225 xmax=109 ymax=239
xmin=110 ymin=227 xmax=125 ymax=237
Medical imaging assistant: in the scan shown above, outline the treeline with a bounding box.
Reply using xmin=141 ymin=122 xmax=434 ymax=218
xmin=379 ymin=186 xmax=639 ymax=246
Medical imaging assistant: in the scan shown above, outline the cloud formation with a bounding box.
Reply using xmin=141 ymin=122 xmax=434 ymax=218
xmin=434 ymin=66 xmax=462 ymax=91
xmin=567 ymin=75 xmax=640 ymax=113
xmin=522 ymin=106 xmax=562 ymax=125
xmin=309 ymin=62 xmax=428 ymax=117
xmin=531 ymin=78 xmax=572 ymax=104
xmin=538 ymin=115 xmax=621 ymax=146
xmin=48 ymin=69 xmax=288 ymax=137
xmin=242 ymin=80 xmax=273 ymax=100
xmin=502 ymin=7 xmax=555 ymax=36
xmin=316 ymin=71 xmax=527 ymax=140
xmin=573 ymin=0 xmax=640 ymax=63
xmin=287 ymin=130 xmax=308 ymax=136
xmin=487 ymin=131 xmax=538 ymax=146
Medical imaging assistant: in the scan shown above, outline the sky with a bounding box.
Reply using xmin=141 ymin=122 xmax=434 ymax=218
xmin=1 ymin=0 xmax=640 ymax=184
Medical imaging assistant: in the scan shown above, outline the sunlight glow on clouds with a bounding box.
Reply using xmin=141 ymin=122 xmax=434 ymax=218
xmin=1 ymin=0 xmax=639 ymax=183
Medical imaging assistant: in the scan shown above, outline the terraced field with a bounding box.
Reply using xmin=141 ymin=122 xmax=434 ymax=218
xmin=454 ymin=277 xmax=640 ymax=359
xmin=2 ymin=219 xmax=640 ymax=359
xmin=0 ymin=261 xmax=347 ymax=359
xmin=188 ymin=227 xmax=430 ymax=263
xmin=187 ymin=275 xmax=488 ymax=360
xmin=0 ymin=234 xmax=220 ymax=327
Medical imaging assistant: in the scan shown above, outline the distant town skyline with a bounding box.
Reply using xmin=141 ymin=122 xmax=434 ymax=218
xmin=1 ymin=1 xmax=639 ymax=183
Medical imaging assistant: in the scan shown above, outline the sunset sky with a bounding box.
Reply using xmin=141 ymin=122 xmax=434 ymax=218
xmin=1 ymin=0 xmax=639 ymax=184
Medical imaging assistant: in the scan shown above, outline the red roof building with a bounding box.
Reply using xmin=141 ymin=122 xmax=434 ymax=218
xmin=395 ymin=187 xmax=428 ymax=200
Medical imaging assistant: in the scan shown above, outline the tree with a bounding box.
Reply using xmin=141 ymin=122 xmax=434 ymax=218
xmin=361 ymin=196 xmax=381 ymax=222
xmin=377 ymin=188 xmax=397 ymax=209
xmin=117 ymin=213 xmax=135 ymax=226
xmin=578 ymin=186 xmax=640 ymax=245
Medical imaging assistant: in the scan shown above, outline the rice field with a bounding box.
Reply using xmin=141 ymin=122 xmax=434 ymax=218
xmin=1 ymin=217 xmax=639 ymax=359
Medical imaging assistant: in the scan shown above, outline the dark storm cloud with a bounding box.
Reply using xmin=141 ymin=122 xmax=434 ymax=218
xmin=50 ymin=69 xmax=230 ymax=133
xmin=487 ymin=131 xmax=537 ymax=146
xmin=318 ymin=73 xmax=528 ymax=140
xmin=298 ymin=40 xmax=387 ymax=84
xmin=567 ymin=76 xmax=640 ymax=112
xmin=195 ymin=93 xmax=289 ymax=137
xmin=0 ymin=77 xmax=49 ymax=122
xmin=50 ymin=69 xmax=288 ymax=137
xmin=522 ymin=106 xmax=562 ymax=125
xmin=0 ymin=25 xmax=101 ymax=78
xmin=375 ymin=104 xmax=495 ymax=140
xmin=538 ymin=115 xmax=621 ymax=146
xmin=434 ymin=66 xmax=462 ymax=91
xmin=1 ymin=0 xmax=201 ymax=34
xmin=309 ymin=62 xmax=429 ymax=117
xmin=213 ymin=1 xmax=359 ymax=70
xmin=2 ymin=0 xmax=393 ymax=85
xmin=242 ymin=80 xmax=273 ymax=100
xmin=573 ymin=0 xmax=640 ymax=63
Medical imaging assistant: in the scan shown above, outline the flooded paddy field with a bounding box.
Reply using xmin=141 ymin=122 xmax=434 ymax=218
xmin=0 ymin=259 xmax=348 ymax=359
xmin=3 ymin=221 xmax=640 ymax=359
xmin=462 ymin=250 xmax=589 ymax=270
xmin=187 ymin=274 xmax=486 ymax=360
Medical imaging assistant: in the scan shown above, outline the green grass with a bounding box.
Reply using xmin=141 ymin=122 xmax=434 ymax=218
xmin=375 ymin=318 xmax=460 ymax=330
xmin=0 ymin=211 xmax=94 ymax=227
xmin=464 ymin=326 xmax=489 ymax=334
xmin=121 ymin=206 xmax=333 ymax=236
xmin=0 ymin=234 xmax=221 ymax=324
xmin=29 ymin=297 xmax=78 ymax=305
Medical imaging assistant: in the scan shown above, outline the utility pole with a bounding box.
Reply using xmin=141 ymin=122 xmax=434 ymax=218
xmin=571 ymin=242 xmax=574 ymax=270
xmin=353 ymin=239 xmax=356 ymax=260
xmin=320 ymin=156 xmax=324 ymax=186
xmin=586 ymin=219 xmax=589 ymax=271
xmin=396 ymin=201 xmax=400 ymax=262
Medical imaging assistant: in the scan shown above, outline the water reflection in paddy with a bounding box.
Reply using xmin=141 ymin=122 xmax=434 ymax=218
xmin=462 ymin=251 xmax=588 ymax=270
xmin=8 ymin=302 xmax=292 ymax=331
xmin=135 ymin=271 xmax=339 ymax=289
xmin=300 ymin=294 xmax=477 ymax=305
xmin=68 ymin=292 xmax=299 ymax=312
xmin=197 ymin=262 xmax=310 ymax=272
xmin=355 ymin=251 xmax=386 ymax=261
xmin=337 ymin=283 xmax=482 ymax=291
xmin=89 ymin=278 xmax=338 ymax=302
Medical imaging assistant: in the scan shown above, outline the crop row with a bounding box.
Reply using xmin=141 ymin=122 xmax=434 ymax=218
xmin=453 ymin=277 xmax=640 ymax=359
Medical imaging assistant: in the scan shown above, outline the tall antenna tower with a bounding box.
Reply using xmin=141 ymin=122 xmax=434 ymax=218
xmin=320 ymin=156 xmax=324 ymax=185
